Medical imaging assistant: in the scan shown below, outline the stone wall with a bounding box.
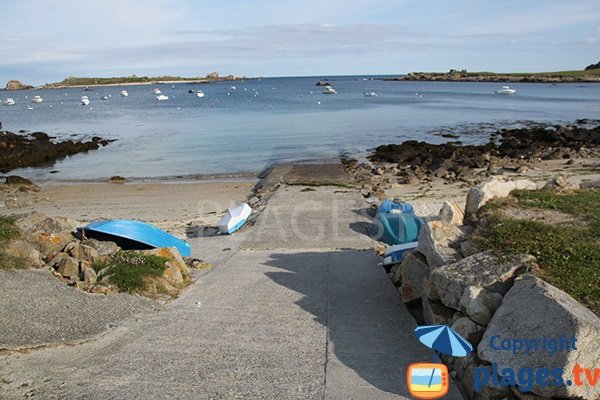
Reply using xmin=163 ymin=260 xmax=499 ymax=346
xmin=387 ymin=177 xmax=600 ymax=400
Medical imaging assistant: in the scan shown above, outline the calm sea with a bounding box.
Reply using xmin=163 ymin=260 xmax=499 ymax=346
xmin=1 ymin=76 xmax=599 ymax=181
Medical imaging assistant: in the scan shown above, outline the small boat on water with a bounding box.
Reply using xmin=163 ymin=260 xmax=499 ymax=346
xmin=82 ymin=220 xmax=191 ymax=257
xmin=495 ymin=86 xmax=516 ymax=95
xmin=156 ymin=94 xmax=169 ymax=101
xmin=101 ymin=95 xmax=109 ymax=100
xmin=196 ymin=90 xmax=205 ymax=98
xmin=363 ymin=91 xmax=377 ymax=97
xmin=81 ymin=96 xmax=90 ymax=105
xmin=153 ymin=88 xmax=162 ymax=95
xmin=27 ymin=105 xmax=34 ymax=110
xmin=31 ymin=95 xmax=43 ymax=103
xmin=322 ymin=85 xmax=337 ymax=94
xmin=120 ymin=90 xmax=129 ymax=97
xmin=218 ymin=203 xmax=252 ymax=234
xmin=3 ymin=98 xmax=15 ymax=106
xmin=229 ymin=86 xmax=236 ymax=91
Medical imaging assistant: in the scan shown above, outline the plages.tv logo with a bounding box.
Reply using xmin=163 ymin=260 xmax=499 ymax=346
xmin=408 ymin=325 xmax=473 ymax=399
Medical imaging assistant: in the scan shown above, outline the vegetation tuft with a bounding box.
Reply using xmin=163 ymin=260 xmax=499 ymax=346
xmin=93 ymin=251 xmax=168 ymax=293
xmin=0 ymin=216 xmax=26 ymax=270
xmin=476 ymin=189 xmax=600 ymax=314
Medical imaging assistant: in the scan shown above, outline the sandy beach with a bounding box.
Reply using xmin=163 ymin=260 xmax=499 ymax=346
xmin=0 ymin=179 xmax=257 ymax=238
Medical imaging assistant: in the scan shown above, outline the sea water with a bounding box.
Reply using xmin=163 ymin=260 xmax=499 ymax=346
xmin=1 ymin=76 xmax=599 ymax=181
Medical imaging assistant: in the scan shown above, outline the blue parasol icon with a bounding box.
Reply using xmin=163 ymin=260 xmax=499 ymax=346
xmin=415 ymin=325 xmax=473 ymax=359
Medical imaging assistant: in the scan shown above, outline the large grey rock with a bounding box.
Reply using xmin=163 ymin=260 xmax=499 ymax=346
xmin=478 ymin=275 xmax=600 ymax=399
xmin=464 ymin=177 xmax=536 ymax=220
xmin=416 ymin=220 xmax=466 ymax=269
xmin=14 ymin=212 xmax=80 ymax=256
xmin=422 ymin=295 xmax=455 ymax=325
xmin=439 ymin=200 xmax=465 ymax=225
xmin=82 ymin=238 xmax=121 ymax=257
xmin=430 ymin=251 xmax=533 ymax=310
xmin=4 ymin=240 xmax=44 ymax=268
xmin=451 ymin=317 xmax=485 ymax=347
xmin=459 ymin=286 xmax=503 ymax=326
xmin=399 ymin=251 xmax=430 ymax=303
xmin=83 ymin=268 xmax=97 ymax=286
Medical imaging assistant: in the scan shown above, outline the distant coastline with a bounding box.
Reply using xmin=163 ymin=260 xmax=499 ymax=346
xmin=3 ymin=73 xmax=248 ymax=90
xmin=385 ymin=68 xmax=600 ymax=83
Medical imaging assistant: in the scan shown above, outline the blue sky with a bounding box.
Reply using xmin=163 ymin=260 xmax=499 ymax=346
xmin=1 ymin=0 xmax=599 ymax=85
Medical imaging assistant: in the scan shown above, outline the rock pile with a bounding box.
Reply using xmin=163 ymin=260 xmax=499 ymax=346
xmin=386 ymin=177 xmax=600 ymax=400
xmin=4 ymin=211 xmax=195 ymax=299
xmin=0 ymin=131 xmax=116 ymax=173
xmin=366 ymin=123 xmax=600 ymax=187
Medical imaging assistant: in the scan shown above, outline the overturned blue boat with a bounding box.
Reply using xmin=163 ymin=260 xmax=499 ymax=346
xmin=82 ymin=220 xmax=191 ymax=257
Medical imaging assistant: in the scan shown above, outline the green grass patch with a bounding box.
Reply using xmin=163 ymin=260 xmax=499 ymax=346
xmin=94 ymin=251 xmax=168 ymax=293
xmin=0 ymin=216 xmax=19 ymax=241
xmin=476 ymin=190 xmax=600 ymax=314
xmin=0 ymin=216 xmax=27 ymax=270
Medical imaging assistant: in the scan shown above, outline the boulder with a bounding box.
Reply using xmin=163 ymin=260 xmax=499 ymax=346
xmin=4 ymin=240 xmax=44 ymax=268
xmin=389 ymin=262 xmax=403 ymax=286
xmin=451 ymin=317 xmax=485 ymax=347
xmin=439 ymin=200 xmax=464 ymax=225
xmin=459 ymin=239 xmax=479 ymax=257
xmin=478 ymin=275 xmax=600 ymax=399
xmin=82 ymin=238 xmax=120 ymax=257
xmin=422 ymin=296 xmax=455 ymax=325
xmin=14 ymin=212 xmax=79 ymax=256
xmin=430 ymin=251 xmax=533 ymax=310
xmin=5 ymin=175 xmax=39 ymax=189
xmin=416 ymin=220 xmax=466 ymax=269
xmin=399 ymin=251 xmax=430 ymax=303
xmin=63 ymin=242 xmax=100 ymax=262
xmin=162 ymin=262 xmax=184 ymax=286
xmin=83 ymin=268 xmax=97 ymax=286
xmin=55 ymin=256 xmax=80 ymax=280
xmin=464 ymin=177 xmax=537 ymax=220
xmin=459 ymin=286 xmax=503 ymax=326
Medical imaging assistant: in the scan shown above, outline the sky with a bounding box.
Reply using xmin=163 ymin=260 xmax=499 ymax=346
xmin=1 ymin=0 xmax=599 ymax=85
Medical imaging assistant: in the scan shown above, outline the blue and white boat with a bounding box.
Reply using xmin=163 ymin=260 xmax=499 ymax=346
xmin=82 ymin=220 xmax=191 ymax=257
xmin=383 ymin=241 xmax=419 ymax=266
xmin=218 ymin=203 xmax=252 ymax=234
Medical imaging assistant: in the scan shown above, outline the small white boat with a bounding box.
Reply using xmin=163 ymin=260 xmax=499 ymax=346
xmin=218 ymin=203 xmax=252 ymax=234
xmin=101 ymin=95 xmax=109 ymax=100
xmin=363 ymin=91 xmax=377 ymax=97
xmin=383 ymin=241 xmax=419 ymax=266
xmin=196 ymin=90 xmax=205 ymax=98
xmin=153 ymin=88 xmax=162 ymax=95
xmin=156 ymin=94 xmax=169 ymax=101
xmin=27 ymin=105 xmax=34 ymax=110
xmin=81 ymin=96 xmax=90 ymax=105
xmin=3 ymin=98 xmax=15 ymax=106
xmin=31 ymin=95 xmax=43 ymax=103
xmin=495 ymin=86 xmax=516 ymax=95
xmin=322 ymin=85 xmax=337 ymax=94
xmin=120 ymin=90 xmax=128 ymax=97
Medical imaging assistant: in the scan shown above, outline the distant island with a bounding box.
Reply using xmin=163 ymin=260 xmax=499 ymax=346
xmin=3 ymin=72 xmax=246 ymax=90
xmin=387 ymin=66 xmax=600 ymax=83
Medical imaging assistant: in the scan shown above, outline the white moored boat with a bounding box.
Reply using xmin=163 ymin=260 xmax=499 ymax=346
xmin=196 ymin=90 xmax=205 ymax=98
xmin=363 ymin=91 xmax=377 ymax=97
xmin=3 ymin=98 xmax=15 ymax=106
xmin=32 ymin=95 xmax=43 ymax=103
xmin=156 ymin=94 xmax=169 ymax=101
xmin=153 ymin=88 xmax=162 ymax=95
xmin=218 ymin=203 xmax=252 ymax=234
xmin=322 ymin=85 xmax=337 ymax=94
xmin=495 ymin=86 xmax=516 ymax=95
xmin=81 ymin=96 xmax=90 ymax=105
xmin=120 ymin=90 xmax=128 ymax=97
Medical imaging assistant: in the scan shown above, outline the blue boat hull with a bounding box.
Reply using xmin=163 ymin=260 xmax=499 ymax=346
xmin=83 ymin=220 xmax=191 ymax=257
